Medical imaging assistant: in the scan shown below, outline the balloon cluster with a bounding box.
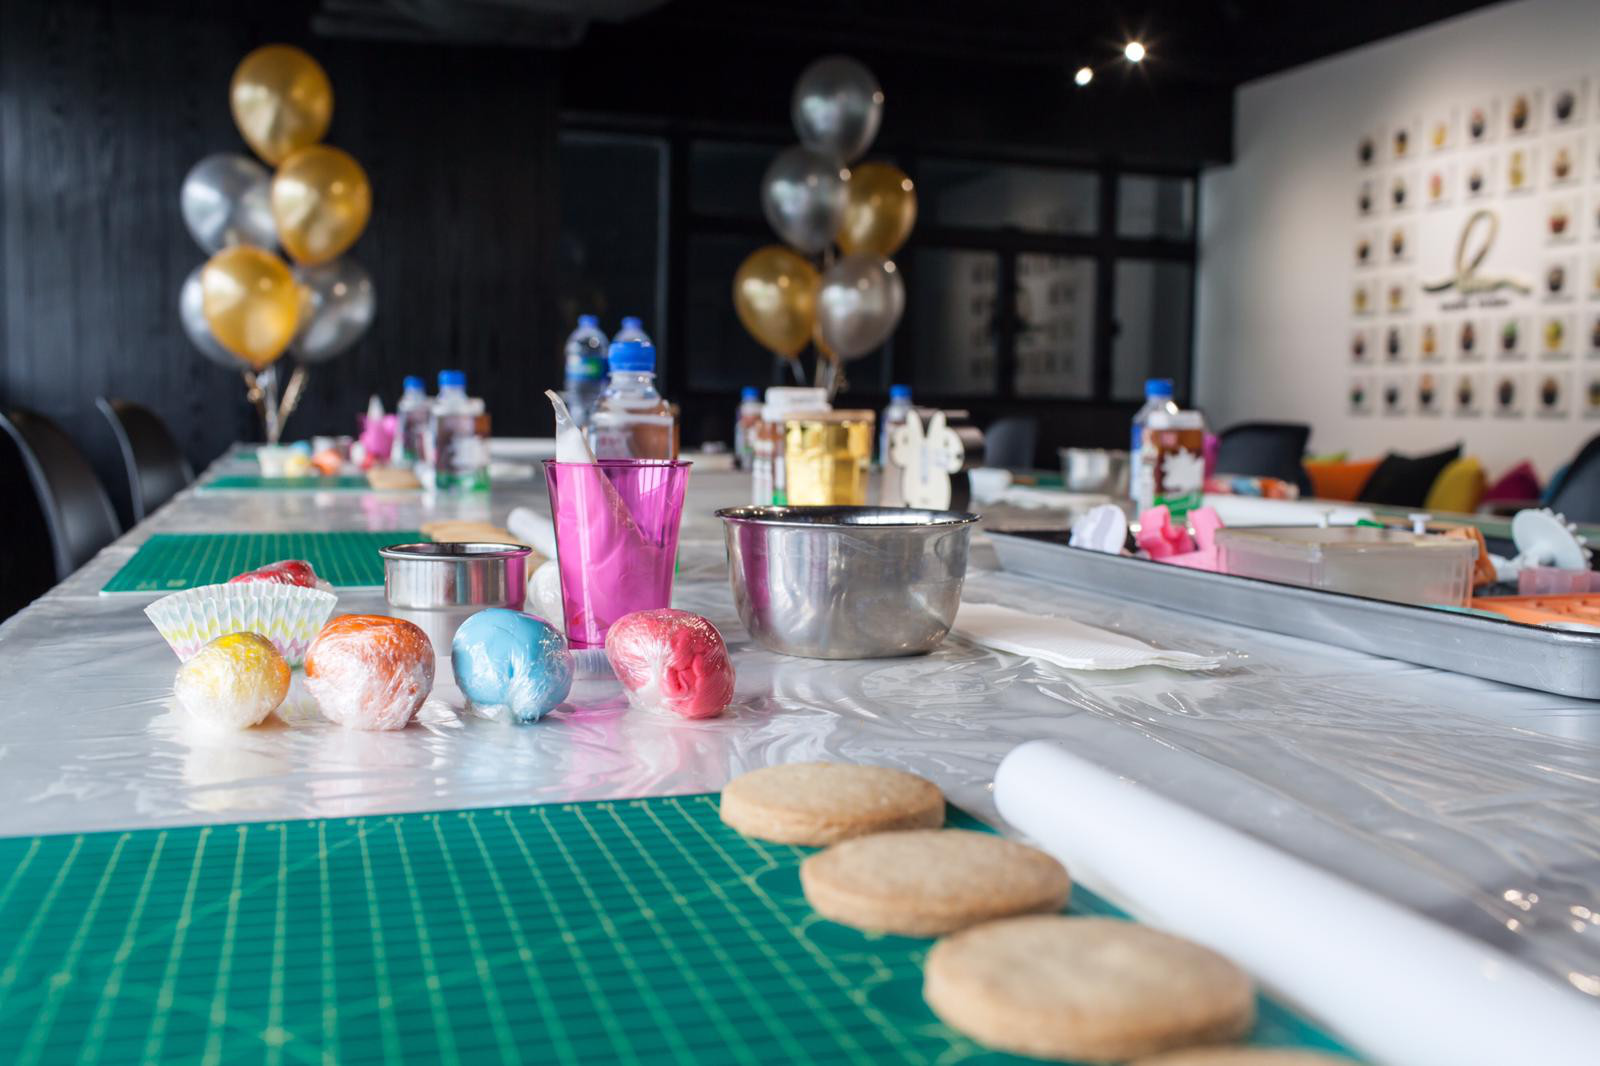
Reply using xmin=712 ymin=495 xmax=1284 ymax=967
xmin=734 ymin=56 xmax=915 ymax=394
xmin=177 ymin=45 xmax=375 ymax=441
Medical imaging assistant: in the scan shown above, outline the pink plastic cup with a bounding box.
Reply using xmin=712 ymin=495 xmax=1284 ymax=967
xmin=543 ymin=459 xmax=691 ymax=649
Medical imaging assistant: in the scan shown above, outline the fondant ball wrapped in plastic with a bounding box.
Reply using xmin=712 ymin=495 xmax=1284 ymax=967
xmin=174 ymin=631 xmax=291 ymax=730
xmin=451 ymin=608 xmax=573 ymax=723
xmin=605 ymin=609 xmax=736 ymax=720
xmin=305 ymin=614 xmax=435 ymax=730
xmin=229 ymin=559 xmax=332 ymax=591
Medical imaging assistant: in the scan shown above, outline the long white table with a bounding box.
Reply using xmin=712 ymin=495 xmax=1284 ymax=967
xmin=2 ymin=452 xmax=1598 ymax=1018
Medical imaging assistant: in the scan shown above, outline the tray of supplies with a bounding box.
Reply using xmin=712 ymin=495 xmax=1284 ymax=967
xmin=988 ymin=529 xmax=1600 ymax=699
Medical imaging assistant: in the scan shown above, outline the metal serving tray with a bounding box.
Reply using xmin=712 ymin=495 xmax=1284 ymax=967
xmin=988 ymin=529 xmax=1600 ymax=700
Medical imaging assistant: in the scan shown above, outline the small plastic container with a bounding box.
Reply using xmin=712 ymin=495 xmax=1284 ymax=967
xmin=1215 ymin=526 xmax=1478 ymax=606
xmin=1518 ymin=566 xmax=1600 ymax=596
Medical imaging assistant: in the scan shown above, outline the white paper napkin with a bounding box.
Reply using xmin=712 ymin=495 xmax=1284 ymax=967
xmin=952 ymin=602 xmax=1223 ymax=671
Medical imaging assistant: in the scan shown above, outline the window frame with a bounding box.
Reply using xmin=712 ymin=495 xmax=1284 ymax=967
xmin=559 ymin=120 xmax=1201 ymax=436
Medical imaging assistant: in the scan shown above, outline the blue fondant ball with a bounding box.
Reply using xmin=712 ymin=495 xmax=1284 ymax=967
xmin=451 ymin=608 xmax=573 ymax=723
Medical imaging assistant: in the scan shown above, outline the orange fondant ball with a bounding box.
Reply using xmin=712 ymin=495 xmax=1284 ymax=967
xmin=305 ymin=614 xmax=435 ymax=730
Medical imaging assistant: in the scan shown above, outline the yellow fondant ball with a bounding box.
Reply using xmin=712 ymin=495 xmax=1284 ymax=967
xmin=174 ymin=632 xmax=291 ymax=729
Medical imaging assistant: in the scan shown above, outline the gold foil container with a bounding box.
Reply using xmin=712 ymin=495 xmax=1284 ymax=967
xmin=784 ymin=411 xmax=875 ymax=506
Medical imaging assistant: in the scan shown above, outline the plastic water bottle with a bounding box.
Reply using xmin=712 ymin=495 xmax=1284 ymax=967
xmin=613 ymin=316 xmax=653 ymax=347
xmin=589 ymin=340 xmax=677 ymax=459
xmin=879 ymin=384 xmax=913 ymax=466
xmin=1130 ymin=378 xmax=1178 ymax=484
xmin=391 ymin=375 xmax=430 ymax=467
xmin=733 ymin=387 xmax=762 ymax=470
xmin=562 ymin=315 xmax=609 ymax=430
xmin=1131 ymin=378 xmax=1206 ymax=518
xmin=426 ymin=370 xmax=490 ymax=492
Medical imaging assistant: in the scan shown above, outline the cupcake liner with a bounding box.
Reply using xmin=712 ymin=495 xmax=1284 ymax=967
xmin=145 ymin=582 xmax=337 ymax=667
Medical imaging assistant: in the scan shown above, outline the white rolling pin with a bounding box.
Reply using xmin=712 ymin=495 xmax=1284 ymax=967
xmin=994 ymin=740 xmax=1600 ymax=1066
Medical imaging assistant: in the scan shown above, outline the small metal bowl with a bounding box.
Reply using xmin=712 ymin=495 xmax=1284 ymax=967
xmin=716 ymin=506 xmax=979 ymax=659
xmin=379 ymin=542 xmax=531 ymax=611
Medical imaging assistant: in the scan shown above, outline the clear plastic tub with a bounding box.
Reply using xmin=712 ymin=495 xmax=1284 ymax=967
xmin=1215 ymin=526 xmax=1478 ymax=606
xmin=1518 ymin=566 xmax=1600 ymax=596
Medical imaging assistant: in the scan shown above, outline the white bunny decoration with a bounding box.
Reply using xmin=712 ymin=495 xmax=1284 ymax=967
xmin=889 ymin=409 xmax=967 ymax=510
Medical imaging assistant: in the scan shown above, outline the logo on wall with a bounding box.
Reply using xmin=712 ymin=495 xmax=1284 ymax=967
xmin=1423 ymin=209 xmax=1531 ymax=299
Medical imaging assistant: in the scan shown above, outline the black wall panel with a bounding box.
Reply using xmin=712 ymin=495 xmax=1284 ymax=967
xmin=0 ymin=0 xmax=562 ymax=526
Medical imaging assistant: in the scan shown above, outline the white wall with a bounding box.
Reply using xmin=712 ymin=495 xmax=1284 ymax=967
xmin=1196 ymin=0 xmax=1600 ymax=479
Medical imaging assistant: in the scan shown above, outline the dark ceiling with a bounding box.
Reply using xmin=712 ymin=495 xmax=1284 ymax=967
xmin=316 ymin=0 xmax=1502 ymax=88
xmin=302 ymin=0 xmax=1505 ymax=166
xmin=595 ymin=0 xmax=1502 ymax=87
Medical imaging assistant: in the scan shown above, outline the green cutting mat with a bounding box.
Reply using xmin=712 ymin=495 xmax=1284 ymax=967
xmin=0 ymin=796 xmax=1356 ymax=1066
xmin=100 ymin=531 xmax=423 ymax=593
xmin=200 ymin=475 xmax=382 ymax=492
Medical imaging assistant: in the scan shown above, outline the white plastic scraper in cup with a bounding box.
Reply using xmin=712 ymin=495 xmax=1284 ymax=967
xmin=546 ymin=389 xmax=599 ymax=463
xmin=543 ymin=390 xmax=644 ymax=543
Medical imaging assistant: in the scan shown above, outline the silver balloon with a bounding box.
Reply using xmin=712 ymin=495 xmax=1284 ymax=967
xmin=817 ymin=254 xmax=904 ymax=360
xmin=291 ymin=258 xmax=375 ymax=364
xmin=179 ymin=154 xmax=277 ymax=254
xmin=791 ymin=55 xmax=883 ymax=163
xmin=761 ymin=146 xmax=848 ymax=254
xmin=178 ymin=264 xmax=251 ymax=371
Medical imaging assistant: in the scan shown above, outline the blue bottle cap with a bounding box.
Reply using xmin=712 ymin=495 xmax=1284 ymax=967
xmin=608 ymin=339 xmax=656 ymax=373
xmin=577 ymin=314 xmax=599 ymax=329
xmin=1145 ymin=378 xmax=1174 ymax=397
xmin=621 ymin=316 xmax=643 ymax=331
xmin=741 ymin=386 xmax=760 ymax=402
xmin=403 ymin=375 xmax=424 ymax=393
xmin=438 ymin=369 xmax=467 ymax=389
xmin=889 ymin=384 xmax=912 ymax=401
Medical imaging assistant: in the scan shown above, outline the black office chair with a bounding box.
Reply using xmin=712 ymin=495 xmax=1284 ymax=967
xmin=1544 ymin=433 xmax=1600 ymax=525
xmin=96 ymin=398 xmax=194 ymax=521
xmin=1214 ymin=421 xmax=1313 ymax=495
xmin=983 ymin=416 xmax=1039 ymax=469
xmin=0 ymin=409 xmax=120 ymax=582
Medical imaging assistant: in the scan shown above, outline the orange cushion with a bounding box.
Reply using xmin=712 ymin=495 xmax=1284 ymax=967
xmin=1304 ymin=457 xmax=1381 ymax=501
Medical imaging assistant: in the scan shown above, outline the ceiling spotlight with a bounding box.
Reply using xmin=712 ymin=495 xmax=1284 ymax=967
xmin=1074 ymin=66 xmax=1093 ymax=87
xmin=1124 ymin=40 xmax=1146 ymax=63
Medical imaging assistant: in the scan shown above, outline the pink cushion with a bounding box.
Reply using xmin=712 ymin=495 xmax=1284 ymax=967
xmin=1483 ymin=461 xmax=1541 ymax=502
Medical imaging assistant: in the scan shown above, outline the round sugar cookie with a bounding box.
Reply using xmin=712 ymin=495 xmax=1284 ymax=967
xmin=719 ymin=762 xmax=943 ymax=845
xmin=801 ymin=829 xmax=1069 ymax=936
xmin=923 ymin=915 xmax=1255 ymax=1062
xmin=1134 ymin=1051 xmax=1351 ymax=1066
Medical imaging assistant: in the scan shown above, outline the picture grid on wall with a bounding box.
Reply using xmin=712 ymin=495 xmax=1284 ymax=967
xmin=1351 ymin=75 xmax=1600 ymax=423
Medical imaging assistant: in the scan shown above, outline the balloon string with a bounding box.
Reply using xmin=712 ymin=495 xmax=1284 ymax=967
xmin=254 ymin=363 xmax=282 ymax=444
xmin=278 ymin=363 xmax=309 ymax=429
xmin=242 ymin=370 xmax=273 ymax=444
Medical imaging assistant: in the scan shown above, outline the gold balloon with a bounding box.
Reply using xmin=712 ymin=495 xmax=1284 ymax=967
xmin=837 ymin=163 xmax=918 ymax=257
xmin=200 ymin=246 xmax=302 ymax=369
xmin=733 ymin=246 xmax=820 ymax=359
xmin=230 ymin=45 xmax=334 ymax=166
xmin=271 ymin=145 xmax=372 ymax=265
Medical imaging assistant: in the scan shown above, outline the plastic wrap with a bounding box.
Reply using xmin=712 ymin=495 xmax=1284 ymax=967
xmin=605 ymin=609 xmax=735 ymax=719
xmin=451 ymin=608 xmax=573 ymax=723
xmin=145 ymin=581 xmax=336 ymax=665
xmin=173 ymin=632 xmax=290 ymax=730
xmin=2 ymin=453 xmax=1599 ymax=1025
xmin=227 ymin=558 xmax=334 ymax=591
xmin=304 ymin=614 xmax=435 ymax=730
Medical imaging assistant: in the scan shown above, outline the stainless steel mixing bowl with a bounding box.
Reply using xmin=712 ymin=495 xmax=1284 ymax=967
xmin=716 ymin=506 xmax=979 ymax=659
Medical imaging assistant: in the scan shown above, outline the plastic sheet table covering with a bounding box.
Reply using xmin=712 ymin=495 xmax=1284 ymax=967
xmin=1 ymin=462 xmax=1598 ymax=1014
